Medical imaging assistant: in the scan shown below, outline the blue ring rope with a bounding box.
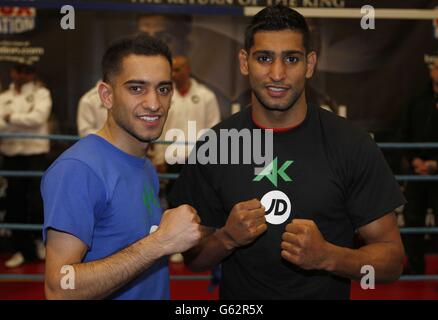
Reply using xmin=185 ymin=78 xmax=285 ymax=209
xmin=0 ymin=273 xmax=437 ymax=282
xmin=0 ymin=170 xmax=436 ymax=182
xmin=1 ymin=223 xmax=438 ymax=234
xmin=1 ymin=133 xmax=438 ymax=148
xmin=0 ymin=133 xmax=193 ymax=145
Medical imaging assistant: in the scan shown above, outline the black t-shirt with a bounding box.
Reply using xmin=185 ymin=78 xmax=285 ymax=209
xmin=170 ymin=105 xmax=405 ymax=300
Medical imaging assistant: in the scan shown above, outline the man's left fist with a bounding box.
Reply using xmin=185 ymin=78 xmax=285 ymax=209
xmin=281 ymin=219 xmax=330 ymax=270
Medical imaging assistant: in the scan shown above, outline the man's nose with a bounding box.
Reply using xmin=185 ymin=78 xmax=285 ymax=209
xmin=269 ymin=59 xmax=286 ymax=82
xmin=142 ymin=91 xmax=160 ymax=112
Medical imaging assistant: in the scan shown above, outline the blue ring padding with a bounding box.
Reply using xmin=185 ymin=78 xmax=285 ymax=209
xmin=395 ymin=175 xmax=438 ymax=181
xmin=0 ymin=171 xmax=180 ymax=180
xmin=0 ymin=133 xmax=194 ymax=145
xmin=2 ymin=133 xmax=438 ymax=148
xmin=0 ymin=273 xmax=437 ymax=281
xmin=0 ymin=270 xmax=212 ymax=281
xmin=400 ymin=227 xmax=438 ymax=234
xmin=0 ymin=133 xmax=79 ymax=141
xmin=1 ymin=1 xmax=244 ymax=15
xmin=399 ymin=275 xmax=438 ymax=281
xmin=0 ymin=223 xmax=43 ymax=231
xmin=378 ymin=143 xmax=438 ymax=149
xmin=0 ymin=274 xmax=211 ymax=281
xmin=1 ymin=170 xmax=438 ymax=181
xmin=1 ymin=223 xmax=438 ymax=234
xmin=158 ymin=173 xmax=179 ymax=180
xmin=0 ymin=274 xmax=44 ymax=281
xmin=0 ymin=171 xmax=44 ymax=177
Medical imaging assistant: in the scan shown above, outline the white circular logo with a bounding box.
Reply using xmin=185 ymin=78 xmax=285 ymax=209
xmin=149 ymin=225 xmax=158 ymax=234
xmin=261 ymin=190 xmax=291 ymax=225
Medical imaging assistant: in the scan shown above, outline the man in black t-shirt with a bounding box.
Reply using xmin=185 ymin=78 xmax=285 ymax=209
xmin=170 ymin=5 xmax=406 ymax=299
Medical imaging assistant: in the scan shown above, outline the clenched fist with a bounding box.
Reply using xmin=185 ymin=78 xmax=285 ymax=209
xmin=221 ymin=199 xmax=268 ymax=250
xmin=280 ymin=219 xmax=330 ymax=270
xmin=412 ymin=158 xmax=438 ymax=175
xmin=153 ymin=204 xmax=202 ymax=255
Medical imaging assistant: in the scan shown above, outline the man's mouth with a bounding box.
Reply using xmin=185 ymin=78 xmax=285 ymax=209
xmin=266 ymin=85 xmax=290 ymax=97
xmin=138 ymin=115 xmax=161 ymax=126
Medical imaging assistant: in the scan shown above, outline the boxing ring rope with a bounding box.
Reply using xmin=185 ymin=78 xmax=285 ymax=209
xmin=0 ymin=274 xmax=215 ymax=281
xmin=0 ymin=272 xmax=437 ymax=282
xmin=1 ymin=133 xmax=438 ymax=149
xmin=0 ymin=133 xmax=188 ymax=145
xmin=2 ymin=223 xmax=438 ymax=235
xmin=1 ymin=170 xmax=438 ymax=182
xmin=0 ymin=171 xmax=180 ymax=180
xmin=0 ymin=133 xmax=437 ymax=283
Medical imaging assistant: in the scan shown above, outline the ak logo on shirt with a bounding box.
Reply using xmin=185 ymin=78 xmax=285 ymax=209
xmin=142 ymin=184 xmax=160 ymax=215
xmin=253 ymin=157 xmax=293 ymax=187
xmin=254 ymin=158 xmax=293 ymax=225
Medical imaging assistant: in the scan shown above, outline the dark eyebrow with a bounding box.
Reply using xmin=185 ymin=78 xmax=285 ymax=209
xmin=252 ymin=50 xmax=274 ymax=56
xmin=282 ymin=50 xmax=305 ymax=57
xmin=252 ymin=50 xmax=305 ymax=57
xmin=158 ymin=81 xmax=173 ymax=87
xmin=123 ymin=80 xmax=148 ymax=85
xmin=123 ymin=80 xmax=173 ymax=87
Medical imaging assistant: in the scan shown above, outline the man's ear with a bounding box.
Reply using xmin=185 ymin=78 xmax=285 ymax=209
xmin=305 ymin=51 xmax=317 ymax=79
xmin=98 ymin=81 xmax=113 ymax=110
xmin=239 ymin=49 xmax=249 ymax=76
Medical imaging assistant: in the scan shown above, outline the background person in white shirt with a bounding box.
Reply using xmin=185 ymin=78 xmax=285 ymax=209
xmin=0 ymin=64 xmax=52 ymax=268
xmin=76 ymin=81 xmax=108 ymax=137
xmin=154 ymin=55 xmax=221 ymax=171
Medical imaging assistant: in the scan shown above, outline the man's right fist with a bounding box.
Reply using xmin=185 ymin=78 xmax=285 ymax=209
xmin=153 ymin=204 xmax=202 ymax=256
xmin=220 ymin=199 xmax=267 ymax=250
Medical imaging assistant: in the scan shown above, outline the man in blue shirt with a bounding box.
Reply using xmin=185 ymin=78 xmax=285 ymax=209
xmin=42 ymin=34 xmax=202 ymax=299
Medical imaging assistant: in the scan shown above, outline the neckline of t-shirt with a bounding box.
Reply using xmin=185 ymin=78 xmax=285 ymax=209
xmin=11 ymin=82 xmax=35 ymax=95
xmin=248 ymin=104 xmax=312 ymax=133
xmin=178 ymin=86 xmax=191 ymax=97
xmin=88 ymin=134 xmax=148 ymax=168
xmin=176 ymin=78 xmax=195 ymax=98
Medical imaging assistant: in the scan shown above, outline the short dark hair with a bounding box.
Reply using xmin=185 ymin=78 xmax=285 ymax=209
xmin=101 ymin=33 xmax=172 ymax=83
xmin=244 ymin=5 xmax=312 ymax=53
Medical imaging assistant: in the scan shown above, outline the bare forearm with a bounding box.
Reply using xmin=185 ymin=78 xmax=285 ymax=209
xmin=185 ymin=228 xmax=235 ymax=272
xmin=47 ymin=235 xmax=164 ymax=299
xmin=324 ymin=242 xmax=404 ymax=283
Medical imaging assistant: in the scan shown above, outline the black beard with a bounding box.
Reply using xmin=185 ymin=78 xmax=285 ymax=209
xmin=115 ymin=117 xmax=160 ymax=144
xmin=253 ymin=88 xmax=303 ymax=112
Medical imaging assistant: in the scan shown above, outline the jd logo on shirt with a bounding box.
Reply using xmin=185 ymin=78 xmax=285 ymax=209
xmin=261 ymin=190 xmax=291 ymax=225
xmin=253 ymin=157 xmax=293 ymax=187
